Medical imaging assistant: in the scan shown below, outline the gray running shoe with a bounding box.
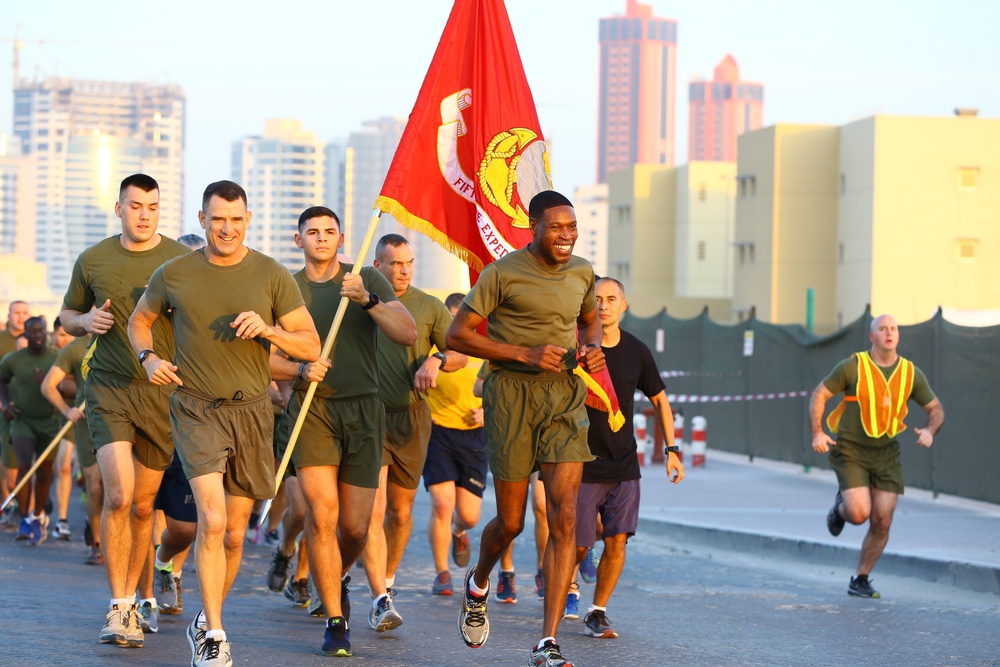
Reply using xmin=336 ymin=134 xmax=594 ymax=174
xmin=284 ymin=578 xmax=311 ymax=607
xmin=458 ymin=568 xmax=490 ymax=648
xmin=194 ymin=637 xmax=233 ymax=667
xmin=99 ymin=604 xmax=128 ymax=645
xmin=266 ymin=548 xmax=293 ymax=592
xmin=55 ymin=519 xmax=72 ymax=540
xmin=308 ymin=596 xmax=327 ymax=618
xmin=187 ymin=610 xmax=208 ymax=664
xmin=155 ymin=565 xmax=178 ymax=612
xmin=451 ymin=531 xmax=471 ymax=568
xmin=432 ymin=571 xmax=454 ymax=596
xmin=528 ymin=639 xmax=573 ymax=666
xmin=124 ymin=604 xmax=144 ymax=648
xmin=583 ymin=609 xmax=618 ymax=638
xmin=368 ymin=589 xmax=403 ymax=632
xmin=138 ymin=600 xmax=159 ymax=634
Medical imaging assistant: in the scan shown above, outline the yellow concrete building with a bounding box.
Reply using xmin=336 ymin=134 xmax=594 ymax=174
xmin=838 ymin=114 xmax=1000 ymax=326
xmin=606 ymin=163 xmax=733 ymax=319
xmin=732 ymin=124 xmax=840 ymax=331
xmin=733 ymin=113 xmax=1000 ymax=329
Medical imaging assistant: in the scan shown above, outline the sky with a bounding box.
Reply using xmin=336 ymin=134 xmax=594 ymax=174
xmin=2 ymin=0 xmax=998 ymax=234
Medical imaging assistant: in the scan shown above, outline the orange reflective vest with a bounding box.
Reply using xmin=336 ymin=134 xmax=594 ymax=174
xmin=826 ymin=352 xmax=914 ymax=439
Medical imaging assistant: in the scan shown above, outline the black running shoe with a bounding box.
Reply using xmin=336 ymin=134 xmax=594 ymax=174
xmin=341 ymin=574 xmax=351 ymax=623
xmin=827 ymin=490 xmax=845 ymax=537
xmin=322 ymin=616 xmax=351 ymax=657
xmin=848 ymin=575 xmax=880 ymax=599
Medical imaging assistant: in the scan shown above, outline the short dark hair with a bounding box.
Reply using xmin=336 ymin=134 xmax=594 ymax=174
xmin=177 ymin=234 xmax=206 ymax=250
xmin=528 ymin=190 xmax=573 ymax=222
xmin=24 ymin=316 xmax=46 ymax=330
xmin=596 ymin=276 xmax=625 ymax=296
xmin=53 ymin=317 xmax=63 ymax=330
xmin=444 ymin=292 xmax=465 ymax=311
xmin=119 ymin=174 xmax=159 ymax=200
xmin=298 ymin=206 xmax=341 ymax=233
xmin=375 ymin=233 xmax=409 ymax=260
xmin=201 ymin=180 xmax=247 ymax=212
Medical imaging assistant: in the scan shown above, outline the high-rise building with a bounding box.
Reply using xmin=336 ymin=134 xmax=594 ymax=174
xmin=233 ymin=119 xmax=326 ymax=271
xmin=12 ymin=77 xmax=185 ymax=294
xmin=345 ymin=117 xmax=468 ymax=292
xmin=0 ymin=134 xmax=25 ymax=256
xmin=573 ymin=184 xmax=609 ymax=276
xmin=324 ymin=139 xmax=347 ymax=225
xmin=689 ymin=55 xmax=764 ymax=162
xmin=597 ymin=0 xmax=677 ymax=183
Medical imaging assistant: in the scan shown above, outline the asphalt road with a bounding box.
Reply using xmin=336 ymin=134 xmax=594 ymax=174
xmin=2 ymin=484 xmax=998 ymax=667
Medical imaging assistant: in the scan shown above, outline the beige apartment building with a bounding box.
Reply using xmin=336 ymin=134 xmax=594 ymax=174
xmin=733 ymin=113 xmax=1000 ymax=330
xmin=606 ymin=162 xmax=733 ymax=319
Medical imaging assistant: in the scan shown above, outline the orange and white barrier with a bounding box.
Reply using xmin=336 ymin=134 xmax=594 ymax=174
xmin=673 ymin=413 xmax=685 ymax=464
xmin=633 ymin=413 xmax=649 ymax=466
xmin=691 ymin=415 xmax=707 ymax=467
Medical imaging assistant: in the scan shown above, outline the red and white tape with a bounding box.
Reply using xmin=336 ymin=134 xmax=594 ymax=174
xmin=666 ymin=390 xmax=810 ymax=404
xmin=660 ymin=370 xmax=744 ymax=378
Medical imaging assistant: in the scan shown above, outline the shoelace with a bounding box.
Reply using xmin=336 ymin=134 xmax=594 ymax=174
xmin=464 ymin=597 xmax=487 ymax=628
xmin=198 ymin=638 xmax=222 ymax=660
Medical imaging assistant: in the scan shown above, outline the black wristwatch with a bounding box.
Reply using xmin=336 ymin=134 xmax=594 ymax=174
xmin=433 ymin=352 xmax=447 ymax=371
xmin=138 ymin=349 xmax=156 ymax=365
xmin=665 ymin=446 xmax=680 ymax=456
xmin=362 ymin=291 xmax=380 ymax=310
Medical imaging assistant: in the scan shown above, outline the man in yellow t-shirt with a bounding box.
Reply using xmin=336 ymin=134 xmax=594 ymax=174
xmin=423 ymin=293 xmax=488 ymax=598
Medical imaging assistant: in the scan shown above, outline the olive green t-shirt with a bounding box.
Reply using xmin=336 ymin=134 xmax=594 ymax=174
xmin=54 ymin=335 xmax=92 ymax=405
xmin=0 ymin=329 xmax=19 ymax=358
xmin=290 ymin=264 xmax=397 ymax=400
xmin=0 ymin=347 xmax=60 ymax=420
xmin=464 ymin=248 xmax=596 ymax=374
xmin=62 ymin=235 xmax=189 ymax=380
xmin=144 ymin=249 xmax=304 ymax=398
xmin=377 ymin=286 xmax=452 ymax=410
xmin=823 ymin=354 xmax=936 ymax=447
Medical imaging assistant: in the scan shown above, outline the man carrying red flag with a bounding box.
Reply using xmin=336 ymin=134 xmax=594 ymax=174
xmin=447 ymin=190 xmax=604 ymax=667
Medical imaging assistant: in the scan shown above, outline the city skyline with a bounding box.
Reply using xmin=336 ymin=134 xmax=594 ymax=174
xmin=2 ymin=0 xmax=998 ymax=241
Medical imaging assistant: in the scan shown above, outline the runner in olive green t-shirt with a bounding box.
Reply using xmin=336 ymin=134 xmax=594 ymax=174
xmin=41 ymin=334 xmax=101 ymax=560
xmin=129 ymin=180 xmax=320 ymax=665
xmin=357 ymin=233 xmax=467 ymax=632
xmin=59 ymin=174 xmax=189 ymax=649
xmin=0 ymin=300 xmax=30 ymax=508
xmin=448 ymin=191 xmax=606 ymax=667
xmin=267 ymin=207 xmax=415 ymax=657
xmin=0 ymin=317 xmax=61 ymax=545
xmin=810 ymin=313 xmax=945 ymax=599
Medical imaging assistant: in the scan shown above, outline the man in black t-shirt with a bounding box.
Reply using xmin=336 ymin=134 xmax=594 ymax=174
xmin=573 ymin=277 xmax=684 ymax=640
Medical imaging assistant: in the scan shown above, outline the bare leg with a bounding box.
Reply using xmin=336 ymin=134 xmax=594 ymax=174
xmin=471 ymin=478 xmax=529 ymax=590
xmin=384 ymin=481 xmax=418 ymax=581
xmin=591 ymin=534 xmax=627 ymax=607
xmin=96 ymin=442 xmax=137 ymax=599
xmin=856 ymin=488 xmax=898 ymax=575
xmin=538 ymin=461 xmax=582 ymax=641
xmin=530 ymin=473 xmax=548 ymax=570
xmin=82 ymin=464 xmax=104 ymax=547
xmin=428 ymin=481 xmax=457 ymax=574
xmin=361 ymin=466 xmax=389 ymax=598
xmin=125 ymin=461 xmax=166 ymax=599
xmin=54 ymin=439 xmax=73 ymax=522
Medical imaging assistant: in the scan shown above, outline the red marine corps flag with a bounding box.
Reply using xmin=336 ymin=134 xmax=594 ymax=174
xmin=375 ymin=0 xmax=623 ymax=431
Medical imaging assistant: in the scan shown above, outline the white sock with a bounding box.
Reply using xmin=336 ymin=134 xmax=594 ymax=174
xmin=126 ymin=595 xmax=136 ymax=607
xmin=373 ymin=593 xmax=388 ymax=610
xmin=154 ymin=553 xmax=173 ymax=571
xmin=140 ymin=597 xmax=157 ymax=607
xmin=205 ymin=629 xmax=227 ymax=642
xmin=385 ymin=576 xmax=395 ymax=589
xmin=537 ymin=636 xmax=556 ymax=649
xmin=468 ymin=576 xmax=489 ymax=597
xmin=588 ymin=604 xmax=607 ymax=613
xmin=110 ymin=598 xmax=128 ymax=609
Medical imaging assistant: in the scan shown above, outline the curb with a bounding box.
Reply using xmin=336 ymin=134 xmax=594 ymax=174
xmin=637 ymin=516 xmax=1000 ymax=596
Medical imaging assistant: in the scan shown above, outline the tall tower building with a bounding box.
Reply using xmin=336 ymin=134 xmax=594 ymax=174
xmin=597 ymin=0 xmax=677 ymax=183
xmin=689 ymin=55 xmax=764 ymax=162
xmin=345 ymin=117 xmax=468 ymax=292
xmin=12 ymin=78 xmax=185 ymax=294
xmin=233 ymin=119 xmax=325 ymax=271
